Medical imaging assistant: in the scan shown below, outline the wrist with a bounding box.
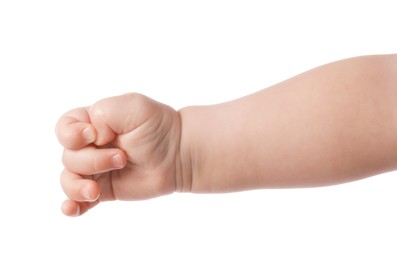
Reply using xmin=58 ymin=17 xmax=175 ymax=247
xmin=175 ymin=107 xmax=194 ymax=193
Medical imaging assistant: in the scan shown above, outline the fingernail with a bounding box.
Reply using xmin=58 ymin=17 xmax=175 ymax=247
xmin=82 ymin=186 xmax=95 ymax=202
xmin=74 ymin=205 xmax=80 ymax=217
xmin=82 ymin=128 xmax=95 ymax=143
xmin=112 ymin=154 xmax=124 ymax=168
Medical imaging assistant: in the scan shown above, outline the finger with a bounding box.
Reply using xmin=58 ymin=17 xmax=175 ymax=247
xmin=89 ymin=93 xmax=159 ymax=146
xmin=55 ymin=107 xmax=97 ymax=150
xmin=62 ymin=146 xmax=127 ymax=175
xmin=60 ymin=169 xmax=100 ymax=202
xmin=61 ymin=199 xmax=99 ymax=217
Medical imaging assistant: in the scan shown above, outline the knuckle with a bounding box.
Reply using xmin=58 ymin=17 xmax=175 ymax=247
xmin=60 ymin=130 xmax=77 ymax=148
xmin=59 ymin=169 xmax=70 ymax=192
xmin=89 ymin=101 xmax=107 ymax=122
xmin=57 ymin=123 xmax=85 ymax=150
xmin=61 ymin=150 xmax=68 ymax=167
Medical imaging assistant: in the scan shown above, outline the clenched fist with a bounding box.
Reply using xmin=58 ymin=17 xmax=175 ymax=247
xmin=56 ymin=93 xmax=184 ymax=216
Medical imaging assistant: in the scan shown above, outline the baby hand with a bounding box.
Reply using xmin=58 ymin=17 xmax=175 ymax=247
xmin=56 ymin=93 xmax=182 ymax=216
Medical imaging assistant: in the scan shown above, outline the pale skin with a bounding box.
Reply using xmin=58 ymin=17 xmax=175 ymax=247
xmin=56 ymin=54 xmax=397 ymax=216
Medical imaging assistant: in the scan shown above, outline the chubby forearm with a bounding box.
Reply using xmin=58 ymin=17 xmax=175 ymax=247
xmin=179 ymin=54 xmax=397 ymax=193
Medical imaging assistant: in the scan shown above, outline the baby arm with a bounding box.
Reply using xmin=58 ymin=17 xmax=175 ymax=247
xmin=56 ymin=54 xmax=397 ymax=216
xmin=179 ymin=54 xmax=397 ymax=192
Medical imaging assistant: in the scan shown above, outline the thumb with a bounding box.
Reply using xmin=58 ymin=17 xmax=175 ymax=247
xmin=89 ymin=93 xmax=159 ymax=146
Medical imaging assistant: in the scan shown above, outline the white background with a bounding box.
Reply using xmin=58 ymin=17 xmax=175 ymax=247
xmin=1 ymin=0 xmax=396 ymax=259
